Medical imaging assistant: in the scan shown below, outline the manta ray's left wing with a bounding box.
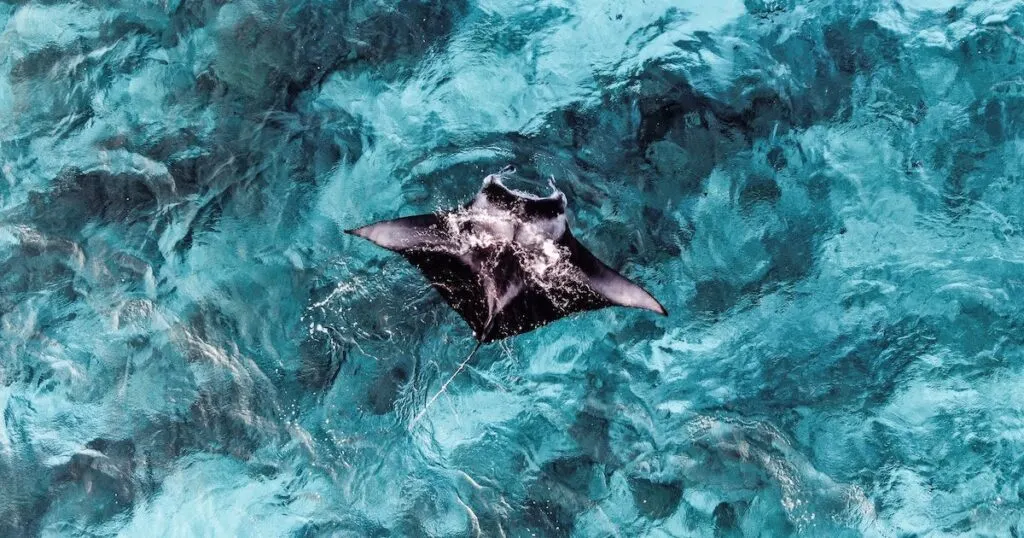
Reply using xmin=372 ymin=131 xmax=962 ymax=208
xmin=564 ymin=233 xmax=668 ymax=316
xmin=345 ymin=214 xmax=450 ymax=252
xmin=347 ymin=213 xmax=494 ymax=339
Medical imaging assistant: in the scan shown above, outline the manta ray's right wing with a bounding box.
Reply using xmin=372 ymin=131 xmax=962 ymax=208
xmin=565 ymin=234 xmax=668 ymax=316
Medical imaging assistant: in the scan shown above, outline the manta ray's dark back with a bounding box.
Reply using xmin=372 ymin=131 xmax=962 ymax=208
xmin=346 ymin=172 xmax=666 ymax=342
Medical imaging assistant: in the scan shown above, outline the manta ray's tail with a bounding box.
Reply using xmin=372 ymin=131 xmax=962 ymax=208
xmin=408 ymin=341 xmax=484 ymax=430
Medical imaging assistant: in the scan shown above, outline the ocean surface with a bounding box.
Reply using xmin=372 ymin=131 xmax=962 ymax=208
xmin=2 ymin=0 xmax=1023 ymax=536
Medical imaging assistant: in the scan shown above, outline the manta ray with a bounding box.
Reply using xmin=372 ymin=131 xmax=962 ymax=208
xmin=347 ymin=169 xmax=666 ymax=426
xmin=346 ymin=170 xmax=666 ymax=342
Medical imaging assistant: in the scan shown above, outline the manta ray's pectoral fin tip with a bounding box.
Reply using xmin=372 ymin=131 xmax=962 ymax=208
xmin=587 ymin=266 xmax=667 ymax=316
xmin=636 ymin=291 xmax=668 ymax=316
xmin=345 ymin=214 xmax=446 ymax=251
xmin=345 ymin=224 xmax=385 ymax=244
xmin=616 ymin=285 xmax=668 ymax=317
xmin=567 ymin=236 xmax=668 ymax=317
xmin=634 ymin=295 xmax=668 ymax=316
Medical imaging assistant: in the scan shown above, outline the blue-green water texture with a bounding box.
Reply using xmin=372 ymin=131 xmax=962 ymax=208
xmin=2 ymin=0 xmax=1024 ymax=536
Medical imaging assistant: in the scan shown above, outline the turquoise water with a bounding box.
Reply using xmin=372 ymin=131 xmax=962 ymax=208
xmin=2 ymin=0 xmax=1023 ymax=536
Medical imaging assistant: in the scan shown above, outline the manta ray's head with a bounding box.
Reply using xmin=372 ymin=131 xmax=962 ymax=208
xmin=452 ymin=172 xmax=572 ymax=253
xmin=472 ymin=173 xmax=567 ymax=220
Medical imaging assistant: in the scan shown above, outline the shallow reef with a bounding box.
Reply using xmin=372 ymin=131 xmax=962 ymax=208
xmin=1 ymin=0 xmax=1023 ymax=536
